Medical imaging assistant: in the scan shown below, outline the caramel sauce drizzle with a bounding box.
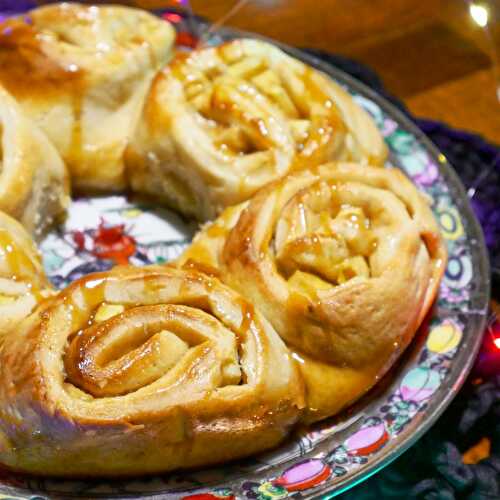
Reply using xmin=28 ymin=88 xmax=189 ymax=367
xmin=238 ymin=300 xmax=255 ymax=335
xmin=270 ymin=180 xmax=377 ymax=297
xmin=65 ymin=304 xmax=198 ymax=397
xmin=171 ymin=41 xmax=343 ymax=168
xmin=0 ymin=17 xmax=84 ymax=98
xmin=0 ymin=228 xmax=37 ymax=280
xmin=68 ymin=92 xmax=83 ymax=168
xmin=182 ymin=258 xmax=221 ymax=278
xmin=59 ymin=271 xmax=259 ymax=398
xmin=63 ymin=276 xmax=107 ymax=332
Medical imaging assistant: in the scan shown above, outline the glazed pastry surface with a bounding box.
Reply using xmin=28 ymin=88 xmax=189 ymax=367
xmin=178 ymin=163 xmax=447 ymax=422
xmin=0 ymin=211 xmax=53 ymax=335
xmin=126 ymin=38 xmax=387 ymax=220
xmin=0 ymin=3 xmax=175 ymax=191
xmin=0 ymin=265 xmax=304 ymax=476
xmin=0 ymin=87 xmax=69 ymax=237
xmin=0 ymin=3 xmax=447 ymax=477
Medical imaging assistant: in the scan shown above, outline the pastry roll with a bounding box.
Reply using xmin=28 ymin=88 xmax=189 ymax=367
xmin=0 ymin=266 xmax=304 ymax=476
xmin=178 ymin=163 xmax=446 ymax=422
xmin=0 ymin=87 xmax=69 ymax=237
xmin=0 ymin=211 xmax=53 ymax=335
xmin=126 ymin=39 xmax=387 ymax=220
xmin=0 ymin=3 xmax=175 ymax=191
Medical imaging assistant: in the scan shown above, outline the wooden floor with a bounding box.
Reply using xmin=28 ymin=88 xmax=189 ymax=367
xmin=188 ymin=0 xmax=500 ymax=145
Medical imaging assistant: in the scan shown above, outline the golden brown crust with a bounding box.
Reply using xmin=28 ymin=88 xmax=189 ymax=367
xmin=0 ymin=87 xmax=69 ymax=238
xmin=0 ymin=265 xmax=304 ymax=476
xmin=0 ymin=211 xmax=54 ymax=336
xmin=0 ymin=3 xmax=175 ymax=191
xmin=126 ymin=38 xmax=387 ymax=220
xmin=0 ymin=4 xmax=445 ymax=475
xmin=178 ymin=162 xmax=446 ymax=422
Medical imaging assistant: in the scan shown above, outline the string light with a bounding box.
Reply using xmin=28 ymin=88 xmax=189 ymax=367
xmin=488 ymin=315 xmax=500 ymax=351
xmin=469 ymin=3 xmax=489 ymax=27
xmin=197 ymin=0 xmax=250 ymax=47
xmin=163 ymin=12 xmax=182 ymax=23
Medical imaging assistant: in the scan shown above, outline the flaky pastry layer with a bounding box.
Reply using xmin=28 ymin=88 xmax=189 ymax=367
xmin=0 ymin=87 xmax=69 ymax=237
xmin=126 ymin=38 xmax=387 ymax=220
xmin=0 ymin=211 xmax=54 ymax=335
xmin=0 ymin=265 xmax=304 ymax=476
xmin=0 ymin=3 xmax=175 ymax=191
xmin=178 ymin=163 xmax=447 ymax=422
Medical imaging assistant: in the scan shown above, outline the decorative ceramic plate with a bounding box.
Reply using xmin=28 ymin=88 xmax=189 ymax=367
xmin=0 ymin=10 xmax=490 ymax=500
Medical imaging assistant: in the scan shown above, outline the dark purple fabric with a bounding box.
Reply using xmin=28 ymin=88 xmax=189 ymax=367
xmin=0 ymin=1 xmax=36 ymax=14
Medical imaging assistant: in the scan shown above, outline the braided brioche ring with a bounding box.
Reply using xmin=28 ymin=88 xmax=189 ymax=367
xmin=0 ymin=3 xmax=175 ymax=191
xmin=0 ymin=265 xmax=304 ymax=476
xmin=178 ymin=163 xmax=447 ymax=422
xmin=126 ymin=38 xmax=387 ymax=220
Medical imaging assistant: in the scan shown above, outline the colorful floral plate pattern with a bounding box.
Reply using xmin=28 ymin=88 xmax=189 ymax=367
xmin=0 ymin=19 xmax=490 ymax=500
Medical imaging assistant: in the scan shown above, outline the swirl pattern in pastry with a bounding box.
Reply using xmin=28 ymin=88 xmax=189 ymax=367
xmin=0 ymin=3 xmax=447 ymax=475
xmin=178 ymin=163 xmax=447 ymax=422
xmin=126 ymin=38 xmax=387 ymax=220
xmin=0 ymin=265 xmax=304 ymax=476
xmin=0 ymin=3 xmax=175 ymax=191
